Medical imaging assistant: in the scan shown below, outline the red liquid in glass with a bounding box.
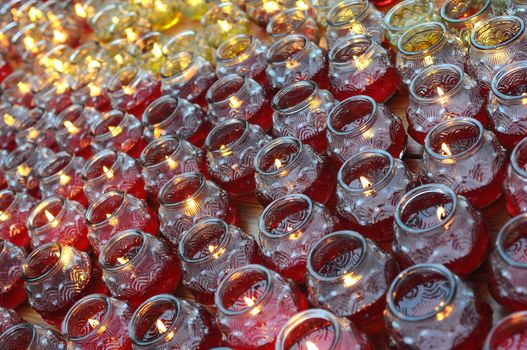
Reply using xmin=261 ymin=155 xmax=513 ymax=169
xmin=0 ymin=279 xmax=25 ymax=309
xmin=301 ymin=130 xmax=328 ymax=154
xmin=126 ymin=82 xmax=162 ymax=119
xmin=495 ymin=330 xmax=527 ymax=350
xmin=332 ymin=66 xmax=399 ymax=103
xmin=286 ymin=319 xmax=336 ymax=350
xmin=461 ymin=161 xmax=507 ymax=209
xmin=216 ymin=171 xmax=256 ymax=197
xmin=0 ymin=63 xmax=12 ymax=84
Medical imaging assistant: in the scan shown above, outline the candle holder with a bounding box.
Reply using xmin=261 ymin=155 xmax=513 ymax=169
xmin=0 ymin=189 xmax=35 ymax=249
xmin=139 ymin=136 xmax=204 ymax=202
xmin=129 ymin=31 xmax=167 ymax=75
xmin=27 ymin=196 xmax=89 ymax=251
xmin=215 ymin=34 xmax=269 ymax=90
xmin=484 ymin=311 xmax=527 ymax=350
xmin=33 ymin=44 xmax=73 ymax=77
xmin=104 ymin=38 xmax=136 ymax=72
xmin=336 ymin=150 xmax=416 ymax=244
xmin=36 ymin=152 xmax=88 ymax=207
xmin=215 ymin=264 xmax=308 ymax=349
xmin=0 ymin=69 xmax=34 ymax=108
xmin=325 ymin=0 xmax=385 ymax=48
xmin=11 ymin=23 xmax=49 ymax=62
xmin=107 ymin=66 xmax=161 ymax=119
xmin=14 ymin=107 xmax=57 ymax=150
xmin=440 ymin=0 xmax=494 ymax=43
xmin=327 ymin=96 xmax=407 ymax=165
xmin=422 ymin=117 xmax=507 ymax=209
xmin=142 ymin=95 xmax=209 ymax=147
xmin=82 ymin=149 xmax=146 ymax=202
xmin=54 ymin=103 xmax=94 ymax=159
xmin=62 ymin=294 xmax=132 ymax=350
xmin=2 ymin=142 xmax=53 ymax=197
xmin=162 ymin=30 xmax=213 ymax=62
xmin=160 ymin=51 xmax=217 ymax=108
xmin=384 ymin=263 xmax=492 ymax=349
xmin=488 ymin=214 xmax=527 ymax=311
xmin=0 ymin=323 xmax=67 ymax=349
xmin=71 ymin=70 xmax=111 ymax=113
xmin=39 ymin=13 xmax=81 ymax=48
xmin=505 ymin=138 xmax=527 ymax=216
xmin=467 ymin=16 xmax=527 ymax=97
xmin=206 ymin=74 xmax=273 ymax=131
xmin=31 ymin=71 xmax=72 ymax=115
xmin=384 ymin=0 xmax=436 ymax=48
xmin=407 ymin=64 xmax=487 ymax=145
xmin=396 ymin=22 xmax=467 ymax=87
xmin=99 ymin=229 xmax=180 ymax=308
xmin=179 ymin=218 xmax=261 ymax=304
xmin=130 ymin=0 xmax=181 ymax=30
xmin=91 ymin=110 xmax=146 ymax=158
xmin=328 ymin=34 xmax=399 ymax=103
xmin=488 ymin=63 xmax=527 ymax=151
xmin=0 ymin=240 xmax=26 ymax=309
xmin=393 ymin=184 xmax=489 ymax=276
xmin=272 ymin=80 xmax=336 ymax=153
xmin=306 ymin=231 xmax=398 ymax=335
xmin=0 ymin=22 xmax=19 ymax=61
xmin=89 ymin=4 xmax=151 ymax=43
xmin=254 ymin=137 xmax=337 ymax=206
xmin=0 ymin=104 xmax=17 ymax=151
xmin=0 ymin=307 xmax=22 ymax=336
xmin=509 ymin=0 xmax=527 ymax=20
xmin=205 ymin=119 xmax=271 ymax=195
xmin=275 ymin=309 xmax=373 ymax=350
xmin=157 ymin=172 xmax=236 ymax=245
xmin=201 ymin=2 xmax=250 ymax=48
xmin=258 ymin=194 xmax=337 ymax=284
xmin=85 ymin=191 xmax=159 ymax=254
xmin=129 ymin=294 xmax=221 ymax=349
xmin=266 ymin=34 xmax=329 ymax=92
xmin=245 ymin=0 xmax=284 ymax=27
xmin=267 ymin=9 xmax=321 ymax=44
xmin=22 ymin=243 xmax=106 ymax=326
xmin=68 ymin=41 xmax=111 ymax=76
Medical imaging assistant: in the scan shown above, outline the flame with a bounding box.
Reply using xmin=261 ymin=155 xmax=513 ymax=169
xmin=359 ymin=176 xmax=372 ymax=189
xmin=295 ymin=0 xmax=309 ymax=10
xmin=28 ymin=7 xmax=43 ymax=22
xmin=437 ymin=87 xmax=445 ymax=97
xmin=59 ymin=174 xmax=71 ymax=185
xmin=107 ymin=125 xmax=122 ymax=137
xmin=117 ymin=257 xmax=129 ymax=264
xmin=343 ymin=274 xmax=361 ymax=287
xmin=436 ymin=206 xmax=447 ymax=221
xmin=64 ymin=120 xmax=79 ymax=135
xmin=88 ymin=318 xmax=99 ymax=328
xmin=156 ymin=0 xmax=168 ymax=11
xmin=423 ymin=55 xmax=434 ymax=66
xmin=152 ymin=43 xmax=163 ymax=58
xmin=123 ymin=85 xmax=136 ymax=95
xmin=114 ymin=54 xmax=124 ymax=66
xmin=244 ymin=296 xmax=255 ymax=307
xmin=274 ymin=159 xmax=282 ymax=169
xmin=52 ymin=59 xmax=64 ymax=72
xmin=102 ymin=165 xmax=114 ymax=179
xmin=208 ymin=245 xmax=216 ymax=253
xmin=3 ymin=113 xmax=14 ymax=127
xmin=156 ymin=319 xmax=167 ymax=333
xmin=88 ymin=60 xmax=101 ymax=72
xmin=286 ymin=60 xmax=299 ymax=69
xmin=75 ymin=3 xmax=87 ymax=18
xmin=229 ymin=96 xmax=242 ymax=109
xmin=125 ymin=28 xmax=138 ymax=42
xmin=105 ymin=212 xmax=118 ymax=226
xmin=219 ymin=144 xmax=232 ymax=157
xmin=44 ymin=210 xmax=55 ymax=222
xmin=164 ymin=155 xmax=177 ymax=170
xmin=17 ymin=164 xmax=31 ymax=177
xmin=440 ymin=143 xmax=452 ymax=156
xmin=305 ymin=341 xmax=319 ymax=350
xmin=52 ymin=30 xmax=66 ymax=44
xmin=111 ymin=16 xmax=119 ymax=24
xmin=23 ymin=37 xmax=36 ymax=51
xmin=263 ymin=0 xmax=280 ymax=12
xmin=0 ymin=211 xmax=8 ymax=221
xmin=54 ymin=80 xmax=69 ymax=94
xmin=217 ymin=20 xmax=232 ymax=32
xmin=88 ymin=83 xmax=101 ymax=97
xmin=17 ymin=82 xmax=30 ymax=94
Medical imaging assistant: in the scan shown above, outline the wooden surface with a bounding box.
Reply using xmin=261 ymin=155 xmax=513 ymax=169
xmin=17 ymin=5 xmax=513 ymax=347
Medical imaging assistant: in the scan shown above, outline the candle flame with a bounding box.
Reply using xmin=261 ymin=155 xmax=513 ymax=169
xmin=107 ymin=125 xmax=122 ymax=137
xmin=88 ymin=83 xmax=101 ymax=97
xmin=208 ymin=245 xmax=216 ymax=253
xmin=52 ymin=59 xmax=64 ymax=72
xmin=343 ymin=274 xmax=360 ymax=287
xmin=17 ymin=81 xmax=30 ymax=94
xmin=28 ymin=7 xmax=43 ymax=22
xmin=274 ymin=159 xmax=282 ymax=169
xmin=115 ymin=54 xmax=124 ymax=66
xmin=88 ymin=60 xmax=101 ymax=72
xmin=305 ymin=341 xmax=319 ymax=350
xmin=64 ymin=120 xmax=79 ymax=135
xmin=229 ymin=96 xmax=242 ymax=109
xmin=117 ymin=257 xmax=129 ymax=264
xmin=102 ymin=165 xmax=114 ymax=179
xmin=286 ymin=59 xmax=299 ymax=69
xmin=263 ymin=0 xmax=280 ymax=12
xmin=125 ymin=28 xmax=138 ymax=42
xmin=0 ymin=210 xmax=8 ymax=221
xmin=437 ymin=87 xmax=445 ymax=97
xmin=54 ymin=80 xmax=69 ymax=94
xmin=17 ymin=164 xmax=31 ymax=177
xmin=436 ymin=206 xmax=447 ymax=221
xmin=152 ymin=43 xmax=163 ymax=59
xmin=52 ymin=30 xmax=66 ymax=44
xmin=164 ymin=155 xmax=177 ymax=170
xmin=217 ymin=20 xmax=232 ymax=32
xmin=88 ymin=318 xmax=99 ymax=328
xmin=359 ymin=176 xmax=372 ymax=188
xmin=123 ymin=85 xmax=136 ymax=95
xmin=441 ymin=143 xmax=452 ymax=156
xmin=111 ymin=16 xmax=119 ymax=24
xmin=244 ymin=296 xmax=255 ymax=307
xmin=156 ymin=319 xmax=167 ymax=333
xmin=155 ymin=0 xmax=168 ymax=11
xmin=75 ymin=3 xmax=87 ymax=18
xmin=219 ymin=144 xmax=232 ymax=157
xmin=295 ymin=0 xmax=309 ymax=10
xmin=23 ymin=37 xmax=36 ymax=51
xmin=3 ymin=113 xmax=15 ymax=127
xmin=44 ymin=210 xmax=59 ymax=228
xmin=59 ymin=174 xmax=71 ymax=185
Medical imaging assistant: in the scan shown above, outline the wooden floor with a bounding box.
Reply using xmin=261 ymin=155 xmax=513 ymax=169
xmin=17 ymin=4 xmax=512 ymax=348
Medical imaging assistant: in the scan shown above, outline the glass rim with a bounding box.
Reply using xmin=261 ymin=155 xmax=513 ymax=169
xmin=266 ymin=34 xmax=308 ymax=65
xmin=85 ymin=190 xmax=128 ymax=228
xmin=306 ymin=230 xmax=367 ymax=281
xmin=157 ymin=171 xmax=206 ymax=208
xmin=206 ymin=73 xmax=247 ymax=105
xmin=0 ymin=188 xmax=17 ymax=214
xmin=484 ymin=311 xmax=527 ymax=350
xmin=36 ymin=151 xmax=74 ymax=181
xmin=201 ymin=2 xmax=239 ymax=26
xmin=394 ymin=183 xmax=458 ymax=234
xmin=384 ymin=0 xmax=433 ymax=32
xmin=205 ymin=118 xmax=250 ymax=154
xmin=440 ymin=0 xmax=491 ymax=24
xmin=162 ymin=29 xmax=198 ymax=57
xmin=129 ymin=31 xmax=165 ymax=57
xmin=272 ymin=79 xmax=319 ymax=114
xmin=424 ymin=117 xmax=484 ymax=160
xmin=2 ymin=142 xmax=35 ymax=170
xmin=91 ymin=109 xmax=134 ymax=139
xmin=160 ymin=51 xmax=195 ymax=79
xmin=408 ymin=64 xmax=464 ymax=104
xmin=107 ymin=65 xmax=141 ymax=93
xmin=328 ymin=34 xmax=375 ymax=66
xmin=496 ymin=214 xmax=527 ymax=268
xmin=511 ymin=137 xmax=527 ymax=178
xmin=254 ymin=136 xmax=304 ymax=176
xmin=386 ymin=263 xmax=458 ymax=322
xmin=470 ymin=15 xmax=525 ymax=51
xmin=27 ymin=196 xmax=67 ymax=232
xmin=62 ymin=294 xmax=113 ymax=342
xmin=0 ymin=323 xmax=37 ymax=348
xmin=216 ymin=33 xmax=256 ymax=63
xmin=327 ymin=0 xmax=369 ymax=27
xmin=22 ymin=241 xmax=64 ymax=282
xmin=327 ymin=95 xmax=377 ymax=136
xmin=491 ymin=60 xmax=527 ymax=102
xmin=142 ymin=95 xmax=181 ymax=128
xmin=215 ymin=264 xmax=274 ymax=316
xmin=99 ymin=229 xmax=148 ymax=271
xmin=397 ymin=21 xmax=447 ymax=57
xmin=81 ymin=149 xmax=120 ymax=182
xmin=266 ymin=8 xmax=309 ymax=40
xmin=258 ymin=193 xmax=314 ymax=238
xmin=178 ymin=218 xmax=230 ymax=263
xmin=139 ymin=135 xmax=182 ymax=169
